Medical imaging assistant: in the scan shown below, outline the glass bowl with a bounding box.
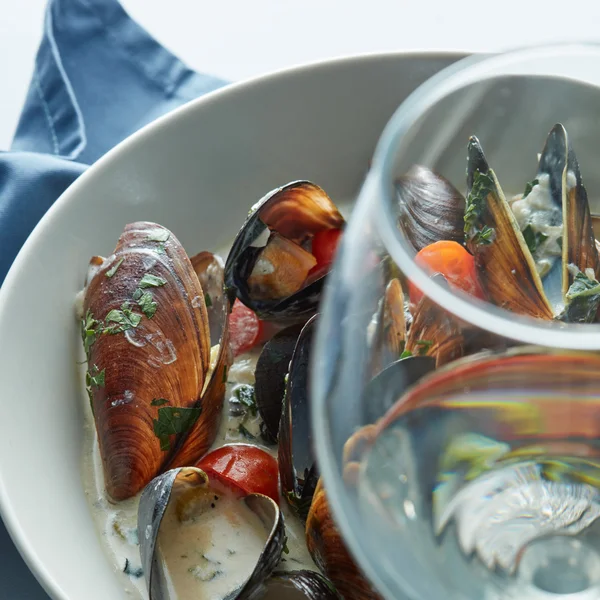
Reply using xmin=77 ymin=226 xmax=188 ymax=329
xmin=312 ymin=44 xmax=600 ymax=600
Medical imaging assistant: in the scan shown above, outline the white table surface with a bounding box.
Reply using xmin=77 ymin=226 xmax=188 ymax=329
xmin=1 ymin=0 xmax=600 ymax=597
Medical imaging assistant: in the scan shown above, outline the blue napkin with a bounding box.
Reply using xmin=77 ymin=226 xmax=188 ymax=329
xmin=1 ymin=0 xmax=228 ymax=286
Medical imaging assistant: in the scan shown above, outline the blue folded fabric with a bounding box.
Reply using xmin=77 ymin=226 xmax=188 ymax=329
xmin=1 ymin=0 xmax=228 ymax=285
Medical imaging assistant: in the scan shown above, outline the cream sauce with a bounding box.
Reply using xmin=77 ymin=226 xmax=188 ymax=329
xmin=80 ymin=322 xmax=316 ymax=600
xmin=510 ymin=173 xmax=563 ymax=278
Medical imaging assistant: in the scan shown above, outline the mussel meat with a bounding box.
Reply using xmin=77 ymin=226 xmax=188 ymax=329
xmin=81 ymin=223 xmax=228 ymax=500
xmin=225 ymin=181 xmax=344 ymax=322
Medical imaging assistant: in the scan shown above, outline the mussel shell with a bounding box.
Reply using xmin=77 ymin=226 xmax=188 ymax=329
xmin=224 ymin=181 xmax=344 ymax=322
xmin=279 ymin=315 xmax=319 ymax=520
xmin=255 ymin=324 xmax=304 ymax=443
xmin=138 ymin=467 xmax=285 ymax=600
xmin=465 ymin=138 xmax=554 ymax=320
xmin=306 ymin=479 xmax=384 ymax=600
xmin=83 ymin=222 xmax=213 ymax=500
xmin=396 ymin=165 xmax=466 ymax=252
xmin=167 ymin=252 xmax=233 ymax=469
xmin=405 ymin=275 xmax=464 ymax=367
xmin=261 ymin=571 xmax=341 ymax=599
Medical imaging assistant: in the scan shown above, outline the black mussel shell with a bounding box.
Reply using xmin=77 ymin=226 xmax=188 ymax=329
xmin=261 ymin=571 xmax=341 ymax=599
xmin=279 ymin=315 xmax=319 ymax=520
xmin=255 ymin=324 xmax=304 ymax=443
xmin=224 ymin=181 xmax=344 ymax=322
xmin=396 ymin=165 xmax=466 ymax=252
xmin=138 ymin=467 xmax=285 ymax=600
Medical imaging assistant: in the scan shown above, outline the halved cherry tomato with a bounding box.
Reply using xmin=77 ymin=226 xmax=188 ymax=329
xmin=408 ymin=241 xmax=485 ymax=306
xmin=229 ymin=299 xmax=263 ymax=356
xmin=311 ymin=228 xmax=343 ymax=268
xmin=196 ymin=444 xmax=280 ymax=503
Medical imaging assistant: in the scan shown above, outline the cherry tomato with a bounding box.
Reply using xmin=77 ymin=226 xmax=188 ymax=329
xmin=311 ymin=229 xmax=343 ymax=268
xmin=196 ymin=444 xmax=280 ymax=503
xmin=229 ymin=299 xmax=263 ymax=356
xmin=408 ymin=241 xmax=485 ymax=306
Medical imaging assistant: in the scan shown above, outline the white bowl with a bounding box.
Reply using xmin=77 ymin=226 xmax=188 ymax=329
xmin=0 ymin=51 xmax=464 ymax=600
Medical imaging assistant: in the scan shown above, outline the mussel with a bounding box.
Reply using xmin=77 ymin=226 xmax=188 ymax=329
xmin=260 ymin=571 xmax=341 ymax=599
xmin=466 ymin=124 xmax=600 ymax=322
xmin=396 ymin=165 xmax=466 ymax=252
xmin=224 ymin=181 xmax=344 ymax=322
xmin=81 ymin=223 xmax=229 ymax=500
xmin=306 ymin=479 xmax=384 ymax=600
xmin=137 ymin=467 xmax=285 ymax=600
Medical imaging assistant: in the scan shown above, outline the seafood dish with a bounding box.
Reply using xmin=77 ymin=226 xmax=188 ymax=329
xmin=78 ymin=123 xmax=599 ymax=600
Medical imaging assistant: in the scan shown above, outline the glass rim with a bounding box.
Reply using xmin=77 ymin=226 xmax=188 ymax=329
xmin=373 ymin=42 xmax=600 ymax=352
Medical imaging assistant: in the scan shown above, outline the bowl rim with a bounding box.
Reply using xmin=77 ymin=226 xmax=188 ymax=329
xmin=0 ymin=49 xmax=468 ymax=600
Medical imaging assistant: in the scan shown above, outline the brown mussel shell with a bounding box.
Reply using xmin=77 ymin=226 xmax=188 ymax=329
xmin=279 ymin=315 xmax=319 ymax=521
xmin=255 ymin=323 xmax=304 ymax=443
xmin=396 ymin=165 xmax=466 ymax=252
xmin=167 ymin=252 xmax=232 ymax=469
xmin=465 ymin=138 xmax=554 ymax=320
xmin=261 ymin=571 xmax=341 ymax=599
xmin=224 ymin=181 xmax=344 ymax=322
xmin=306 ymin=479 xmax=383 ymax=600
xmin=83 ymin=222 xmax=215 ymax=500
xmin=138 ymin=467 xmax=285 ymax=600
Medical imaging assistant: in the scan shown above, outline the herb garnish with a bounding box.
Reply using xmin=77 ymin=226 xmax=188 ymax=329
xmin=146 ymin=230 xmax=170 ymax=243
xmin=153 ymin=406 xmax=202 ymax=451
xmin=205 ymin=293 xmax=213 ymax=308
xmin=222 ymin=365 xmax=228 ymax=384
xmin=238 ymin=423 xmax=256 ymax=440
xmin=104 ymin=302 xmax=143 ymax=334
xmin=81 ymin=309 xmax=101 ymax=359
xmin=522 ymin=224 xmax=548 ymax=255
xmin=464 ymin=170 xmax=495 ymax=245
xmin=234 ymin=385 xmax=257 ymax=416
xmin=523 ymin=178 xmax=539 ymax=199
xmin=400 ymin=349 xmax=413 ymax=359
xmin=123 ymin=559 xmax=143 ymax=578
xmin=560 ymin=270 xmax=600 ymax=323
xmin=415 ymin=339 xmax=433 ymax=355
xmin=88 ymin=365 xmax=105 ymax=388
xmin=151 ymin=398 xmax=170 ymax=406
xmin=135 ymin=290 xmax=158 ymax=319
xmin=566 ymin=272 xmax=600 ymax=300
xmin=139 ymin=274 xmax=167 ymax=288
xmin=105 ymin=258 xmax=124 ymax=278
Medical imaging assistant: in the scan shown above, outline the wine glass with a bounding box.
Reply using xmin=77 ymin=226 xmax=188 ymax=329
xmin=311 ymin=44 xmax=600 ymax=600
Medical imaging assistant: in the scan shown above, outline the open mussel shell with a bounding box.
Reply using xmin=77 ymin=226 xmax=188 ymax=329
xmin=167 ymin=252 xmax=233 ymax=469
xmin=138 ymin=467 xmax=285 ymax=600
xmin=396 ymin=165 xmax=466 ymax=252
xmin=279 ymin=315 xmax=319 ymax=520
xmin=255 ymin=323 xmax=304 ymax=443
xmin=261 ymin=571 xmax=341 ymax=599
xmin=465 ymin=138 xmax=554 ymax=320
xmin=83 ymin=222 xmax=218 ymax=500
xmin=224 ymin=181 xmax=344 ymax=322
xmin=306 ymin=479 xmax=383 ymax=600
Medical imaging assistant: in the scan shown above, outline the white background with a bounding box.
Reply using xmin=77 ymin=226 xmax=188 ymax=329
xmin=1 ymin=0 xmax=600 ymax=597
xmin=3 ymin=0 xmax=600 ymax=149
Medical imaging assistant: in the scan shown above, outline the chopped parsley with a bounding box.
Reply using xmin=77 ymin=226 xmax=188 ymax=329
xmin=205 ymin=293 xmax=213 ymax=308
xmin=222 ymin=365 xmax=228 ymax=384
xmin=135 ymin=290 xmax=158 ymax=319
xmin=234 ymin=385 xmax=257 ymax=416
xmin=400 ymin=349 xmax=413 ymax=359
xmin=88 ymin=365 xmax=105 ymax=388
xmin=152 ymin=406 xmax=202 ymax=451
xmin=151 ymin=398 xmax=170 ymax=406
xmin=560 ymin=270 xmax=600 ymax=323
xmin=146 ymin=230 xmax=170 ymax=243
xmin=522 ymin=224 xmax=548 ymax=255
xmin=139 ymin=274 xmax=167 ymax=288
xmin=81 ymin=309 xmax=101 ymax=359
xmin=523 ymin=178 xmax=539 ymax=199
xmin=103 ymin=303 xmax=143 ymax=334
xmin=464 ymin=170 xmax=495 ymax=245
xmin=105 ymin=258 xmax=124 ymax=278
xmin=566 ymin=271 xmax=600 ymax=300
xmin=415 ymin=339 xmax=433 ymax=355
xmin=123 ymin=559 xmax=143 ymax=578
